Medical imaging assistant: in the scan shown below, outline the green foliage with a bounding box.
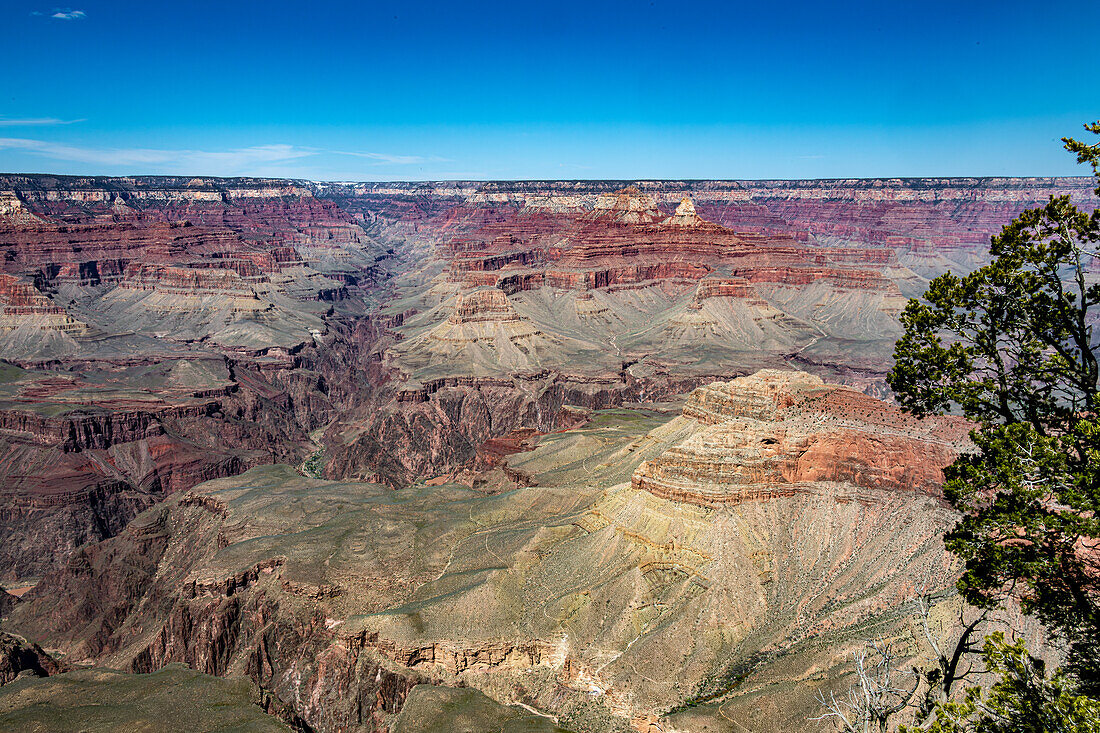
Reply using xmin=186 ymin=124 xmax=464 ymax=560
xmin=903 ymin=634 xmax=1100 ymax=733
xmin=888 ymin=122 xmax=1100 ymax=695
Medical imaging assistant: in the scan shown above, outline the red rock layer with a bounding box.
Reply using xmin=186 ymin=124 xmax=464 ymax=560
xmin=438 ymin=202 xmax=901 ymax=299
xmin=118 ymin=263 xmax=259 ymax=298
xmin=0 ymin=275 xmax=60 ymax=310
xmin=692 ymin=276 xmax=764 ymax=303
xmin=0 ymin=274 xmax=86 ymax=333
xmin=633 ymin=370 xmax=971 ymax=507
xmin=449 ymin=289 xmax=520 ymax=324
xmin=732 ymin=266 xmax=900 ymax=292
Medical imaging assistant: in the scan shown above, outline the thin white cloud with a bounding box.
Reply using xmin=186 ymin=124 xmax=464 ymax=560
xmin=50 ymin=9 xmax=85 ymax=20
xmin=0 ymin=118 xmax=85 ymax=127
xmin=0 ymin=138 xmax=444 ymax=177
xmin=329 ymin=150 xmax=426 ymax=165
xmin=0 ymin=138 xmax=314 ymax=175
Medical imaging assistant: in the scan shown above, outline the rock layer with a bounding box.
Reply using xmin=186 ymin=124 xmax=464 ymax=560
xmin=633 ymin=370 xmax=969 ymax=506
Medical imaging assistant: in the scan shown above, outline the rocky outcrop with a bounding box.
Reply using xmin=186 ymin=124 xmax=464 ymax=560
xmin=662 ymin=196 xmax=706 ymax=227
xmin=2 ymin=471 xmax=431 ymax=731
xmin=633 ymin=370 xmax=970 ymax=507
xmin=0 ymin=192 xmax=44 ymax=226
xmin=588 ymin=186 xmax=663 ymax=224
xmin=0 ymin=274 xmax=87 ymax=335
xmin=325 ymin=368 xmax=710 ymax=487
xmin=0 ymin=435 xmax=249 ymax=582
xmin=117 ymin=263 xmax=261 ymax=298
xmin=734 ymin=265 xmax=902 ymax=292
xmin=0 ymin=404 xmax=204 ymax=451
xmin=0 ymin=591 xmax=17 ymax=620
xmin=0 ymin=633 xmax=63 ymax=685
xmin=449 ymin=288 xmax=521 ymax=324
xmin=692 ymin=276 xmax=764 ymax=304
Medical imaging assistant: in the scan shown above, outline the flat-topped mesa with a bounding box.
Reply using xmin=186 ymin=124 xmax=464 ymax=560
xmin=663 ymin=196 xmax=706 ymax=227
xmin=734 ymin=265 xmax=902 ymax=293
xmin=634 ymin=369 xmax=970 ymax=507
xmin=691 ymin=276 xmax=766 ymax=305
xmin=0 ymin=274 xmax=87 ymax=333
xmin=681 ymin=369 xmax=824 ymax=423
xmin=587 ymin=186 xmax=663 ymax=224
xmin=394 ymin=287 xmax=571 ymax=376
xmin=117 ymin=263 xmax=260 ymax=299
xmin=449 ymin=288 xmax=521 ymax=324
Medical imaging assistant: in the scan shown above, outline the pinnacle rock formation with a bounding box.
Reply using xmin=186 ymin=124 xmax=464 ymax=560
xmin=663 ymin=195 xmax=706 ymax=227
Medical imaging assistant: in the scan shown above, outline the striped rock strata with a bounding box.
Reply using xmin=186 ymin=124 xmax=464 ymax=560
xmin=633 ymin=369 xmax=971 ymax=506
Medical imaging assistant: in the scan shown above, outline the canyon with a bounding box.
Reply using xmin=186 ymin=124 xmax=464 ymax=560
xmin=0 ymin=173 xmax=1093 ymax=731
xmin=3 ymin=371 xmax=971 ymax=731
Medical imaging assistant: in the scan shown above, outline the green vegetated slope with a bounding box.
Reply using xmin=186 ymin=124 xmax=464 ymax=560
xmin=0 ymin=664 xmax=289 ymax=732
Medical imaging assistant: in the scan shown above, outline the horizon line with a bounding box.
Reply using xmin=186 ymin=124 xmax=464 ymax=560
xmin=1 ymin=171 xmax=1095 ymax=185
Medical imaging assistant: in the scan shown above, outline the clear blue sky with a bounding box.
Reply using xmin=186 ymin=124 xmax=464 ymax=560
xmin=1 ymin=0 xmax=1097 ymax=180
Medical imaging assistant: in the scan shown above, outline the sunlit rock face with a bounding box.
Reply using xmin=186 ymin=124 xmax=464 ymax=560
xmin=588 ymin=186 xmax=664 ymax=224
xmin=663 ymin=195 xmax=706 ymax=227
xmin=0 ymin=274 xmax=87 ymax=335
xmin=634 ymin=369 xmax=970 ymax=506
xmin=5 ymin=370 xmax=972 ymax=732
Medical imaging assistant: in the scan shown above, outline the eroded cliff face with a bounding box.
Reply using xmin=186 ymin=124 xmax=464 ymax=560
xmin=0 ymin=173 xmax=1081 ymax=584
xmin=0 ymin=176 xmax=404 ymax=582
xmin=5 ymin=370 xmax=972 ymax=732
xmin=0 ymin=353 xmax=346 ymax=581
xmin=0 ymin=174 xmax=1086 ymax=731
xmin=0 ymin=632 xmax=63 ymax=686
xmin=633 ymin=370 xmax=970 ymax=506
xmin=314 ymin=185 xmax=967 ymax=485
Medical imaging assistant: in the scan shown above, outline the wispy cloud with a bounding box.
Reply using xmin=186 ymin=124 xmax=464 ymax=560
xmin=331 ymin=150 xmax=424 ymax=165
xmin=49 ymin=8 xmax=85 ymax=20
xmin=328 ymin=149 xmax=452 ymax=165
xmin=0 ymin=138 xmax=437 ymax=177
xmin=0 ymin=138 xmax=313 ymax=175
xmin=0 ymin=117 xmax=85 ymax=127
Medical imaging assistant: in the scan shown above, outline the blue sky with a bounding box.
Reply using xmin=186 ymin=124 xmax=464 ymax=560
xmin=1 ymin=0 xmax=1097 ymax=180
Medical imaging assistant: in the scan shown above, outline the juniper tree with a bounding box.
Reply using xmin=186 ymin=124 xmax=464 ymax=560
xmin=888 ymin=122 xmax=1100 ymax=693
